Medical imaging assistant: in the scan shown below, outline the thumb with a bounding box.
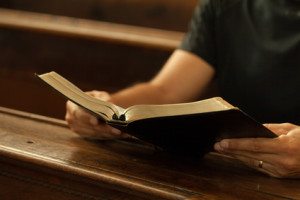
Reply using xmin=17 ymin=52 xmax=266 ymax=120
xmin=264 ymin=123 xmax=298 ymax=136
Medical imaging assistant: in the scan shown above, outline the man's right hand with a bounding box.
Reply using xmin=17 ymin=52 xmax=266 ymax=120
xmin=65 ymin=90 xmax=129 ymax=140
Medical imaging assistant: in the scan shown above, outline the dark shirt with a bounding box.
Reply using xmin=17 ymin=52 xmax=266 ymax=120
xmin=180 ymin=0 xmax=300 ymax=124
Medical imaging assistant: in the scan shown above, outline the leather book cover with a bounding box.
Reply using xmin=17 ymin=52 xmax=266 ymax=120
xmin=114 ymin=109 xmax=276 ymax=157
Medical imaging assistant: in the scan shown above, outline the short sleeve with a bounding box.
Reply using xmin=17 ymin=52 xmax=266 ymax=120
xmin=179 ymin=0 xmax=217 ymax=68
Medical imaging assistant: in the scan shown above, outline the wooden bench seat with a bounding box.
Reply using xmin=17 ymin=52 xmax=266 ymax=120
xmin=0 ymin=0 xmax=197 ymax=31
xmin=0 ymin=8 xmax=184 ymax=119
xmin=0 ymin=8 xmax=184 ymax=50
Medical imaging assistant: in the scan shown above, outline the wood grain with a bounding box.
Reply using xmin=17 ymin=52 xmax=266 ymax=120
xmin=0 ymin=8 xmax=183 ymax=50
xmin=0 ymin=107 xmax=299 ymax=199
xmin=0 ymin=0 xmax=197 ymax=31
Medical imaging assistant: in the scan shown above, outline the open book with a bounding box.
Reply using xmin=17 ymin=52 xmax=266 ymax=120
xmin=37 ymin=71 xmax=276 ymax=156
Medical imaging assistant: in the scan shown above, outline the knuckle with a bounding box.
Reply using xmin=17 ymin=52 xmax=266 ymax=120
xmin=282 ymin=123 xmax=297 ymax=131
xmin=66 ymin=100 xmax=71 ymax=105
xmin=282 ymin=122 xmax=295 ymax=128
xmin=278 ymin=136 xmax=295 ymax=153
xmin=278 ymin=135 xmax=290 ymax=144
xmin=282 ymin=122 xmax=291 ymax=126
xmin=281 ymin=158 xmax=297 ymax=172
xmin=66 ymin=100 xmax=73 ymax=108
xmin=89 ymin=90 xmax=98 ymax=96
xmin=65 ymin=114 xmax=73 ymax=124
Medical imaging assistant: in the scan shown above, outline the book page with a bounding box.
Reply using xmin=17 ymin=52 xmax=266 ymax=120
xmin=38 ymin=71 xmax=124 ymax=121
xmin=123 ymin=97 xmax=237 ymax=122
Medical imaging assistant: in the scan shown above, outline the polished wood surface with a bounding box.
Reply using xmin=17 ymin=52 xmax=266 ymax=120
xmin=0 ymin=0 xmax=197 ymax=31
xmin=0 ymin=106 xmax=300 ymax=200
xmin=0 ymin=8 xmax=183 ymax=50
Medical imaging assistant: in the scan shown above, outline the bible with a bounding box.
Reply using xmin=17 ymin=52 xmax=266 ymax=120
xmin=37 ymin=71 xmax=276 ymax=156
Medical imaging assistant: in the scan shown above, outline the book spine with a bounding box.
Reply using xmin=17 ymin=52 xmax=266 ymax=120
xmin=119 ymin=114 xmax=126 ymax=121
xmin=112 ymin=113 xmax=119 ymax=120
xmin=112 ymin=113 xmax=126 ymax=121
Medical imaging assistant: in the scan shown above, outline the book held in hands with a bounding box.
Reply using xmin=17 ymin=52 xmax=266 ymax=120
xmin=37 ymin=71 xmax=276 ymax=157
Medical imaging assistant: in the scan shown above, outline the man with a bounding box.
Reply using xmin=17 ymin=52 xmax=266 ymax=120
xmin=66 ymin=0 xmax=300 ymax=178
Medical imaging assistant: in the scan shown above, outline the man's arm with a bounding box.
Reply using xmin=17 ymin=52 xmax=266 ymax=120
xmin=110 ymin=49 xmax=215 ymax=107
xmin=65 ymin=49 xmax=215 ymax=139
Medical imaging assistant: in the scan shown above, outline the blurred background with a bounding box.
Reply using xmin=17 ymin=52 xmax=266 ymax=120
xmin=0 ymin=0 xmax=198 ymax=119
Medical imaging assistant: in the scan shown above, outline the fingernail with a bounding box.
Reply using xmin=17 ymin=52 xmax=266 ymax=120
xmin=111 ymin=128 xmax=121 ymax=135
xmin=214 ymin=142 xmax=222 ymax=152
xmin=89 ymin=117 xmax=98 ymax=125
xmin=220 ymin=140 xmax=229 ymax=149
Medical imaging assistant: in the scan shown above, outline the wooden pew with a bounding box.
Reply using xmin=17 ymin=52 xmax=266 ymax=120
xmin=1 ymin=106 xmax=300 ymax=200
xmin=0 ymin=0 xmax=197 ymax=31
xmin=0 ymin=8 xmax=184 ymax=119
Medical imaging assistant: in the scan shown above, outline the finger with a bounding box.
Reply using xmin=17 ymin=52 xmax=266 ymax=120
xmin=66 ymin=99 xmax=80 ymax=111
xmin=66 ymin=110 xmax=96 ymax=126
xmin=65 ymin=101 xmax=78 ymax=124
xmin=65 ymin=111 xmax=73 ymax=124
xmin=231 ymin=154 xmax=300 ymax=178
xmin=218 ymin=148 xmax=298 ymax=178
xmin=71 ymin=123 xmax=123 ymax=140
xmin=70 ymin=118 xmax=124 ymax=137
xmin=120 ymin=132 xmax=134 ymax=139
xmin=69 ymin=118 xmax=115 ymax=134
xmin=66 ymin=102 xmax=104 ymax=127
xmin=67 ymin=102 xmax=97 ymax=125
xmin=92 ymin=127 xmax=128 ymax=140
xmin=215 ymin=137 xmax=282 ymax=154
xmin=287 ymin=127 xmax=300 ymax=138
xmin=66 ymin=100 xmax=76 ymax=116
xmin=231 ymin=155 xmax=282 ymax=178
xmin=86 ymin=90 xmax=111 ymax=101
xmin=264 ymin=123 xmax=298 ymax=136
xmin=218 ymin=149 xmax=281 ymax=165
xmin=66 ymin=100 xmax=83 ymax=121
xmin=73 ymin=108 xmax=95 ymax=123
xmin=97 ymin=124 xmax=122 ymax=136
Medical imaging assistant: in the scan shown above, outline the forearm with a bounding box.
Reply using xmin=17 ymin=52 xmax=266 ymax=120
xmin=110 ymin=49 xmax=215 ymax=108
xmin=110 ymin=82 xmax=172 ymax=108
